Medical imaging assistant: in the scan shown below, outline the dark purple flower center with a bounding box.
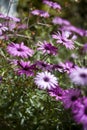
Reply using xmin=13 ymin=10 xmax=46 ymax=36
xmin=71 ymin=95 xmax=77 ymax=101
xmin=41 ymin=63 xmax=47 ymax=67
xmin=17 ymin=48 xmax=23 ymax=52
xmin=23 ymin=66 xmax=29 ymax=71
xmin=58 ymin=93 xmax=62 ymax=96
xmin=45 ymin=45 xmax=50 ymax=50
xmin=61 ymin=38 xmax=66 ymax=42
xmin=43 ymin=77 xmax=50 ymax=82
xmin=80 ymin=73 xmax=87 ymax=78
xmin=84 ymin=107 xmax=87 ymax=115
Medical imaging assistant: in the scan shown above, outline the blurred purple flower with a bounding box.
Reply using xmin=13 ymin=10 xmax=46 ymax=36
xmin=34 ymin=71 xmax=58 ymax=90
xmin=52 ymin=30 xmax=77 ymax=49
xmin=37 ymin=41 xmax=58 ymax=55
xmin=43 ymin=0 xmax=61 ymax=10
xmin=59 ymin=61 xmax=76 ymax=74
xmin=31 ymin=9 xmax=50 ymax=18
xmin=52 ymin=64 xmax=64 ymax=73
xmin=62 ymin=88 xmax=81 ymax=109
xmin=52 ymin=17 xmax=70 ymax=26
xmin=17 ymin=23 xmax=28 ymax=30
xmin=35 ymin=60 xmax=52 ymax=71
xmin=7 ymin=42 xmax=34 ymax=58
xmin=16 ymin=60 xmax=35 ymax=76
xmin=69 ymin=67 xmax=87 ymax=86
xmin=72 ymin=97 xmax=87 ymax=127
xmin=48 ymin=85 xmax=65 ymax=100
xmin=82 ymin=43 xmax=87 ymax=53
xmin=0 ymin=13 xmax=20 ymax=22
xmin=0 ymin=23 xmax=8 ymax=35
xmin=52 ymin=61 xmax=76 ymax=73
xmin=61 ymin=25 xmax=87 ymax=37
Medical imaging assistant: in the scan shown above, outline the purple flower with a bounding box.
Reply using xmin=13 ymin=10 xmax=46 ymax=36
xmin=7 ymin=42 xmax=34 ymax=58
xmin=52 ymin=61 xmax=76 ymax=73
xmin=16 ymin=60 xmax=35 ymax=76
xmin=72 ymin=97 xmax=87 ymax=127
xmin=82 ymin=43 xmax=87 ymax=53
xmin=43 ymin=0 xmax=61 ymax=10
xmin=31 ymin=9 xmax=50 ymax=18
xmin=0 ymin=13 xmax=20 ymax=22
xmin=37 ymin=41 xmax=58 ymax=55
xmin=35 ymin=60 xmax=52 ymax=71
xmin=52 ymin=64 xmax=64 ymax=73
xmin=9 ymin=59 xmax=18 ymax=66
xmin=52 ymin=17 xmax=70 ymax=26
xmin=17 ymin=23 xmax=27 ymax=30
xmin=58 ymin=61 xmax=76 ymax=74
xmin=62 ymin=88 xmax=81 ymax=109
xmin=34 ymin=71 xmax=58 ymax=90
xmin=69 ymin=67 xmax=87 ymax=86
xmin=0 ymin=23 xmax=8 ymax=35
xmin=48 ymin=85 xmax=65 ymax=100
xmin=61 ymin=25 xmax=87 ymax=37
xmin=52 ymin=30 xmax=76 ymax=49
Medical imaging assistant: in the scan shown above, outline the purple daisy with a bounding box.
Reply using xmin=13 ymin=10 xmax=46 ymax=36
xmin=52 ymin=61 xmax=76 ymax=73
xmin=16 ymin=60 xmax=35 ymax=76
xmin=52 ymin=64 xmax=64 ymax=73
xmin=31 ymin=9 xmax=50 ymax=18
xmin=72 ymin=97 xmax=87 ymax=128
xmin=62 ymin=88 xmax=81 ymax=109
xmin=61 ymin=25 xmax=87 ymax=37
xmin=69 ymin=67 xmax=87 ymax=86
xmin=7 ymin=42 xmax=34 ymax=58
xmin=48 ymin=85 xmax=65 ymax=100
xmin=52 ymin=17 xmax=70 ymax=26
xmin=58 ymin=61 xmax=75 ymax=74
xmin=43 ymin=0 xmax=61 ymax=10
xmin=37 ymin=41 xmax=58 ymax=55
xmin=0 ymin=13 xmax=20 ymax=22
xmin=34 ymin=71 xmax=58 ymax=90
xmin=0 ymin=23 xmax=8 ymax=35
xmin=52 ymin=30 xmax=76 ymax=49
xmin=35 ymin=60 xmax=52 ymax=71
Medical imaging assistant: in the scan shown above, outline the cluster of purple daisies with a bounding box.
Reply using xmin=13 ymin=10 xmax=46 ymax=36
xmin=1 ymin=0 xmax=87 ymax=129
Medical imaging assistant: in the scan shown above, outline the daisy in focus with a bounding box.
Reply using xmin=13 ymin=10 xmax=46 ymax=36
xmin=37 ymin=41 xmax=58 ymax=55
xmin=52 ymin=30 xmax=77 ymax=49
xmin=34 ymin=71 xmax=58 ymax=90
xmin=7 ymin=42 xmax=34 ymax=58
xmin=69 ymin=67 xmax=87 ymax=86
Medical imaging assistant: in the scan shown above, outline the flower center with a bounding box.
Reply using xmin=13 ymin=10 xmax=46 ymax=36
xmin=41 ymin=63 xmax=47 ymax=67
xmin=17 ymin=48 xmax=23 ymax=52
xmin=71 ymin=96 xmax=77 ymax=101
xmin=43 ymin=77 xmax=50 ymax=82
xmin=23 ymin=66 xmax=29 ymax=71
xmin=45 ymin=45 xmax=50 ymax=50
xmin=80 ymin=73 xmax=87 ymax=78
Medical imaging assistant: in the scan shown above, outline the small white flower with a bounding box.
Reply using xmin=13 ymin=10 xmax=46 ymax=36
xmin=34 ymin=71 xmax=58 ymax=90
